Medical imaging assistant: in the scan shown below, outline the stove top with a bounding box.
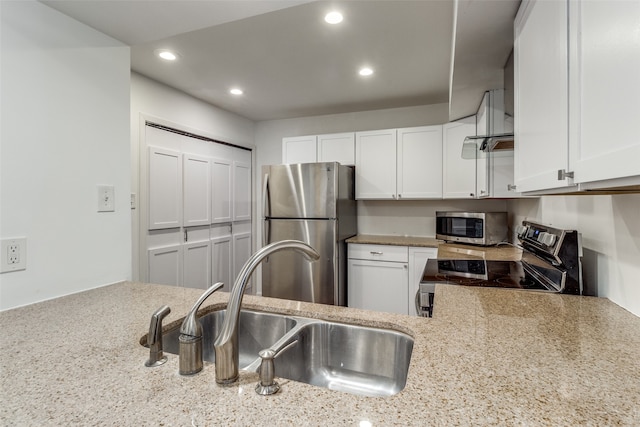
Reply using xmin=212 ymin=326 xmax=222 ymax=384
xmin=416 ymin=221 xmax=583 ymax=317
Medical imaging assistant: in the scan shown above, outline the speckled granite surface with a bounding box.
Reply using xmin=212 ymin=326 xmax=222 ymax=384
xmin=346 ymin=234 xmax=442 ymax=248
xmin=1 ymin=281 xmax=639 ymax=426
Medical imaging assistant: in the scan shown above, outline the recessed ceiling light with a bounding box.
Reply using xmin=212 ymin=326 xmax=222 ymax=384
xmin=156 ymin=50 xmax=178 ymax=61
xmin=230 ymin=88 xmax=243 ymax=95
xmin=324 ymin=11 xmax=343 ymax=24
xmin=359 ymin=67 xmax=374 ymax=76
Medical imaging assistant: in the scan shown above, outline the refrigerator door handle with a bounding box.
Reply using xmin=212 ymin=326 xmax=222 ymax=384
xmin=262 ymin=220 xmax=271 ymax=263
xmin=262 ymin=172 xmax=270 ymax=219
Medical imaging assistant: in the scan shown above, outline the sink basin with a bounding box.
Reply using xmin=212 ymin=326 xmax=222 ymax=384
xmin=161 ymin=309 xmax=297 ymax=368
xmin=152 ymin=308 xmax=413 ymax=397
xmin=274 ymin=322 xmax=413 ymax=397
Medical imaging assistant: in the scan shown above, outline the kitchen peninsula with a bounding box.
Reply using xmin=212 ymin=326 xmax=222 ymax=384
xmin=1 ymin=281 xmax=639 ymax=425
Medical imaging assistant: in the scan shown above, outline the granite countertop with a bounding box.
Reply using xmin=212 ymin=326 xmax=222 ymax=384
xmin=1 ymin=281 xmax=639 ymax=425
xmin=346 ymin=234 xmax=441 ymax=248
xmin=346 ymin=234 xmax=523 ymax=261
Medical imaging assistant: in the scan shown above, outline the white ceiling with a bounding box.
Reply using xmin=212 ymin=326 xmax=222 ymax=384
xmin=41 ymin=0 xmax=519 ymax=122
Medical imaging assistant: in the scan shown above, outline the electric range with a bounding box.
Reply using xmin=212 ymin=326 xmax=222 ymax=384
xmin=416 ymin=220 xmax=583 ymax=317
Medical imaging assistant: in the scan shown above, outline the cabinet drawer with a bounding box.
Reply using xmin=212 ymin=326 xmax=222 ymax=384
xmin=348 ymin=244 xmax=408 ymax=262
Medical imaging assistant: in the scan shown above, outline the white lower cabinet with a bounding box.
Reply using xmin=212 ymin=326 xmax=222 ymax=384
xmin=347 ymin=244 xmax=409 ymax=315
xmin=408 ymin=247 xmax=438 ymax=316
xmin=183 ymin=240 xmax=211 ymax=290
xmin=148 ymin=244 xmax=183 ymax=286
xmin=210 ymin=222 xmax=252 ymax=293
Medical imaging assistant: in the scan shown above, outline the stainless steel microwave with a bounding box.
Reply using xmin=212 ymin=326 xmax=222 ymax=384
xmin=436 ymin=212 xmax=508 ymax=246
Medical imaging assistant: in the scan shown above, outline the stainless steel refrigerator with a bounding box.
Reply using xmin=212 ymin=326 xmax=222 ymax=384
xmin=262 ymin=162 xmax=357 ymax=306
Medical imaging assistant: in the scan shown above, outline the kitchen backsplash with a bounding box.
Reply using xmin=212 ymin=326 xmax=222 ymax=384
xmin=356 ymin=199 xmax=508 ymax=237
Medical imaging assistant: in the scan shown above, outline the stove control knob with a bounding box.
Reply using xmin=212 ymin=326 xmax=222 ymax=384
xmin=538 ymin=232 xmax=556 ymax=247
xmin=515 ymin=225 xmax=527 ymax=237
xmin=545 ymin=233 xmax=557 ymax=247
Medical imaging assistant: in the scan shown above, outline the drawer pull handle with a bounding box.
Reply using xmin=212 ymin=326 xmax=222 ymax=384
xmin=370 ymin=251 xmax=383 ymax=255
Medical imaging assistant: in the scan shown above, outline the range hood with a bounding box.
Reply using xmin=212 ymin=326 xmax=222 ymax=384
xmin=461 ymin=133 xmax=514 ymax=159
xmin=461 ymin=89 xmax=513 ymax=159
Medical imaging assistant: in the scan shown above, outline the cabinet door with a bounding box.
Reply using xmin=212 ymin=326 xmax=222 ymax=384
xmin=443 ymin=117 xmax=477 ymax=199
xmin=211 ymin=157 xmax=232 ymax=223
xmin=233 ymin=230 xmax=252 ymax=291
xmin=282 ymin=135 xmax=317 ymax=164
xmin=211 ymin=224 xmax=233 ymax=292
xmin=514 ymin=0 xmax=572 ymax=192
xmin=355 ymin=129 xmax=397 ymax=199
xmin=233 ymin=160 xmax=251 ymax=222
xmin=317 ymin=133 xmax=355 ymax=165
xmin=183 ymin=153 xmax=211 ymax=227
xmin=569 ymin=0 xmax=640 ymax=186
xmin=148 ymin=146 xmax=182 ymax=229
xmin=408 ymin=247 xmax=437 ymax=316
xmin=148 ymin=245 xmax=182 ymax=286
xmin=183 ymin=241 xmax=211 ymax=290
xmin=397 ymin=126 xmax=443 ymax=199
xmin=347 ymin=259 xmax=408 ymax=315
xmin=475 ymin=100 xmax=489 ymax=198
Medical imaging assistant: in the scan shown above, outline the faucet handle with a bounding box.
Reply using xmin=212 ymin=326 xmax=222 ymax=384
xmin=178 ymin=282 xmax=224 ymax=376
xmin=145 ymin=305 xmax=171 ymax=367
xmin=255 ymin=339 xmax=298 ymax=395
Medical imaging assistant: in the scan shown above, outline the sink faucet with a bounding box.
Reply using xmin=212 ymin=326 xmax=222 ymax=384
xmin=213 ymin=239 xmax=320 ymax=385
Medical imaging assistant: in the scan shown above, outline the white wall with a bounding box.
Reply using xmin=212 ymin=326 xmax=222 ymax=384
xmin=130 ymin=73 xmax=255 ymax=280
xmin=0 ymin=2 xmax=131 ymax=310
xmin=508 ymin=195 xmax=640 ymax=317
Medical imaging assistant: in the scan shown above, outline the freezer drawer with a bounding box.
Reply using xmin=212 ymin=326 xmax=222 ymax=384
xmin=263 ymin=219 xmax=345 ymax=306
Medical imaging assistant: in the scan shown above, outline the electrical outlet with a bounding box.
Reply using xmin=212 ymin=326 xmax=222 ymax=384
xmin=98 ymin=185 xmax=115 ymax=212
xmin=1 ymin=237 xmax=27 ymax=273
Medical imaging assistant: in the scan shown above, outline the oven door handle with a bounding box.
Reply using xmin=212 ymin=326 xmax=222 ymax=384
xmin=414 ymin=289 xmax=421 ymax=317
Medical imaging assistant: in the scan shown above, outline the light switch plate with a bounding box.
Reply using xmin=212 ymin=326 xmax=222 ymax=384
xmin=98 ymin=185 xmax=115 ymax=212
xmin=1 ymin=237 xmax=27 ymax=273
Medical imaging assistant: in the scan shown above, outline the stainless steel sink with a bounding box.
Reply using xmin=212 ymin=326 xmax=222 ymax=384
xmin=162 ymin=309 xmax=297 ymax=369
xmin=156 ymin=309 xmax=413 ymax=397
xmin=274 ymin=322 xmax=414 ymax=397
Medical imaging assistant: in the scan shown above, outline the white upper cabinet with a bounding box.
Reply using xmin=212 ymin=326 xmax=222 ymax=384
xmin=148 ymin=146 xmax=183 ymax=229
xmin=183 ymin=153 xmax=211 ymax=227
xmin=397 ymin=126 xmax=443 ymax=199
xmin=475 ymin=90 xmax=519 ymax=198
xmin=282 ymin=135 xmax=317 ymax=164
xmin=317 ymin=132 xmax=355 ymax=165
xmin=443 ymin=117 xmax=477 ymax=199
xmin=355 ymin=129 xmax=398 ymax=199
xmin=356 ymin=126 xmax=443 ymax=200
xmin=515 ymin=0 xmax=640 ymax=193
xmin=514 ymin=0 xmax=571 ymax=193
xmin=282 ymin=132 xmax=355 ymax=165
xmin=211 ymin=157 xmax=232 ymax=223
xmin=568 ymin=0 xmax=640 ymax=188
xmin=233 ymin=149 xmax=252 ymax=222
